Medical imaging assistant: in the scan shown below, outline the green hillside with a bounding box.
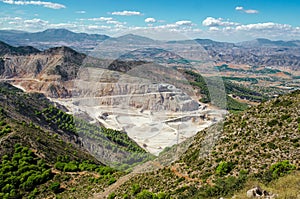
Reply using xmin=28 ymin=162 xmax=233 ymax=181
xmin=112 ymin=90 xmax=300 ymax=198
xmin=183 ymin=70 xmax=268 ymax=112
xmin=0 ymin=82 xmax=150 ymax=198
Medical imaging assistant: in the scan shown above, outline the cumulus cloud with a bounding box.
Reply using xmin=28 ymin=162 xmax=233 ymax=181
xmin=23 ymin=18 xmax=49 ymax=29
xmin=235 ymin=6 xmax=259 ymax=14
xmin=202 ymin=17 xmax=239 ymax=27
xmin=145 ymin=17 xmax=156 ymax=23
xmin=2 ymin=0 xmax=66 ymax=9
xmin=87 ymin=17 xmax=113 ymax=21
xmin=175 ymin=20 xmax=193 ymax=26
xmin=111 ymin=10 xmax=142 ymax=16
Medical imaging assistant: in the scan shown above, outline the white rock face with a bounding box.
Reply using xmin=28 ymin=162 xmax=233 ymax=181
xmin=73 ymin=81 xmax=200 ymax=112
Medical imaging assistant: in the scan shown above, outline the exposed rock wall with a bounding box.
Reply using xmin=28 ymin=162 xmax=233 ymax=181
xmin=73 ymin=83 xmax=200 ymax=112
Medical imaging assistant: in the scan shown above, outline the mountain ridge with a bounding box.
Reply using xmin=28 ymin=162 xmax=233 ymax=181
xmin=1 ymin=28 xmax=300 ymax=70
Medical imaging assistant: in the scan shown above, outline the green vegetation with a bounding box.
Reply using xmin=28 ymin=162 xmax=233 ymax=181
xmin=0 ymin=82 xmax=153 ymax=170
xmin=215 ymin=161 xmax=234 ymax=176
xmin=0 ymin=144 xmax=52 ymax=198
xmin=268 ymin=161 xmax=296 ymax=179
xmin=191 ymin=170 xmax=248 ymax=198
xmin=215 ymin=64 xmax=292 ymax=76
xmin=39 ymin=104 xmax=153 ymax=169
xmin=185 ymin=70 xmax=261 ymax=111
xmin=113 ymin=90 xmax=300 ymax=198
xmin=0 ymin=83 xmax=147 ymax=198
xmin=75 ymin=116 xmax=154 ymax=169
xmin=49 ymin=182 xmax=61 ymax=193
xmin=40 ymin=106 xmax=76 ymax=135
xmin=223 ymin=76 xmax=259 ymax=84
xmin=0 ymin=122 xmax=12 ymax=137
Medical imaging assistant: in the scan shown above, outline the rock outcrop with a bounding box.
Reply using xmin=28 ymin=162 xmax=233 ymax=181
xmin=73 ymin=82 xmax=200 ymax=112
xmin=246 ymin=186 xmax=278 ymax=199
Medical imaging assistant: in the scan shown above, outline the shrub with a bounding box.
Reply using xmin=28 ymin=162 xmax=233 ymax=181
xmin=269 ymin=160 xmax=296 ymax=179
xmin=108 ymin=177 xmax=116 ymax=185
xmin=131 ymin=183 xmax=141 ymax=195
xmin=54 ymin=162 xmax=65 ymax=171
xmin=215 ymin=161 xmax=234 ymax=176
xmin=157 ymin=192 xmax=170 ymax=199
xmin=108 ymin=192 xmax=116 ymax=199
xmin=63 ymin=162 xmax=79 ymax=172
xmin=136 ymin=190 xmax=154 ymax=199
xmin=123 ymin=194 xmax=129 ymax=199
xmin=49 ymin=182 xmax=60 ymax=193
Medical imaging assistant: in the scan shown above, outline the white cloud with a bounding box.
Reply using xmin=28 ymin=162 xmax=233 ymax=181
xmin=235 ymin=6 xmax=243 ymax=11
xmin=235 ymin=6 xmax=259 ymax=14
xmin=245 ymin=10 xmax=259 ymax=14
xmin=111 ymin=10 xmax=142 ymax=16
xmin=2 ymin=14 xmax=300 ymax=42
xmin=145 ymin=17 xmax=156 ymax=23
xmin=209 ymin=27 xmax=219 ymax=31
xmin=85 ymin=25 xmax=112 ymax=32
xmin=106 ymin=20 xmax=125 ymax=25
xmin=23 ymin=18 xmax=49 ymax=29
xmin=87 ymin=17 xmax=113 ymax=21
xmin=2 ymin=0 xmax=66 ymax=9
xmin=76 ymin=11 xmax=86 ymax=14
xmin=202 ymin=17 xmax=239 ymax=27
xmin=236 ymin=22 xmax=292 ymax=31
xmin=175 ymin=20 xmax=193 ymax=26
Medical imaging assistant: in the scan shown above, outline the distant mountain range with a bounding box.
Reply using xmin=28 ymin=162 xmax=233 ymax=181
xmin=1 ymin=28 xmax=300 ymax=48
xmin=0 ymin=29 xmax=109 ymax=52
xmin=0 ymin=28 xmax=300 ymax=70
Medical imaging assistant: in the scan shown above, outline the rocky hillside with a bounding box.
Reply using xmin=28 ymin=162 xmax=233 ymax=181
xmin=0 ymin=41 xmax=88 ymax=98
xmin=0 ymin=41 xmax=271 ymax=112
xmin=0 ymin=41 xmax=40 ymax=56
xmin=0 ymin=43 xmax=86 ymax=80
xmin=110 ymin=90 xmax=300 ymax=198
xmin=0 ymin=82 xmax=153 ymax=198
xmin=0 ymin=82 xmax=111 ymax=198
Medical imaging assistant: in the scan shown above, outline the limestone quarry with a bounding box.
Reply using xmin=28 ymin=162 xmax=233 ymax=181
xmin=51 ymin=67 xmax=226 ymax=155
xmin=0 ymin=42 xmax=226 ymax=155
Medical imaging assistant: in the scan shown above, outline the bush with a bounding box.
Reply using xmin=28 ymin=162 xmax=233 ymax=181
xmin=269 ymin=160 xmax=296 ymax=179
xmin=49 ymin=182 xmax=60 ymax=193
xmin=131 ymin=183 xmax=141 ymax=195
xmin=157 ymin=192 xmax=170 ymax=199
xmin=63 ymin=162 xmax=79 ymax=172
xmin=123 ymin=194 xmax=129 ymax=199
xmin=54 ymin=162 xmax=65 ymax=171
xmin=215 ymin=161 xmax=234 ymax=176
xmin=136 ymin=190 xmax=154 ymax=199
xmin=108 ymin=192 xmax=116 ymax=199
xmin=108 ymin=177 xmax=116 ymax=185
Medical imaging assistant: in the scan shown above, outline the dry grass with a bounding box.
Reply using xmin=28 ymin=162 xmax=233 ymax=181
xmin=233 ymin=171 xmax=300 ymax=199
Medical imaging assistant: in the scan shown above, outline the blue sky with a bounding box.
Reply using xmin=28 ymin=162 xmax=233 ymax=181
xmin=0 ymin=0 xmax=300 ymax=41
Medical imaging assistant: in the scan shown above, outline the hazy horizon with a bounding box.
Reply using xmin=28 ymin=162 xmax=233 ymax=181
xmin=1 ymin=27 xmax=300 ymax=43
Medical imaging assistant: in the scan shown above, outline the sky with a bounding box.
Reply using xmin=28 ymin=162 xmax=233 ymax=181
xmin=0 ymin=0 xmax=300 ymax=42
